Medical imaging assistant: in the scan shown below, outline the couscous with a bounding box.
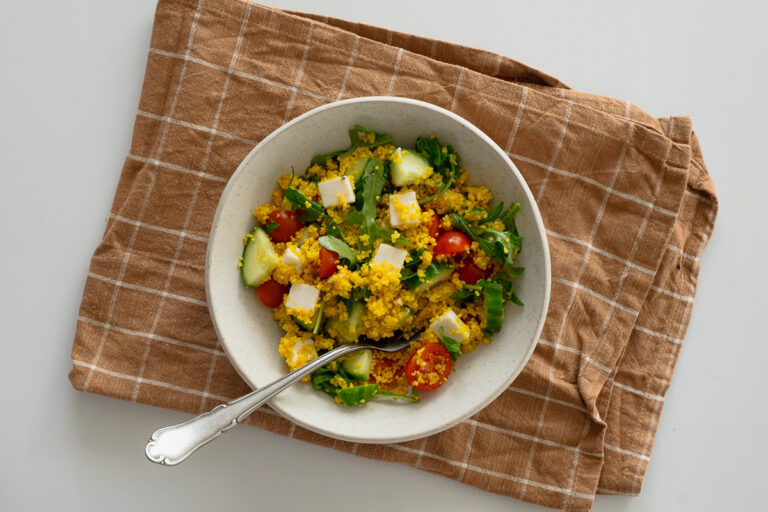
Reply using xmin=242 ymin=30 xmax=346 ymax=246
xmin=239 ymin=126 xmax=524 ymax=406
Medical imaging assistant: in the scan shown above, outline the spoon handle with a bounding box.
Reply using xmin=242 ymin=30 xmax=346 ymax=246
xmin=145 ymin=343 xmax=363 ymax=465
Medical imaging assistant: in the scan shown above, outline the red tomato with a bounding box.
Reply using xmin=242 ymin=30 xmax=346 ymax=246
xmin=317 ymin=247 xmax=338 ymax=278
xmin=433 ymin=231 xmax=471 ymax=257
xmin=457 ymin=259 xmax=488 ymax=285
xmin=256 ymin=279 xmax=288 ymax=307
xmin=428 ymin=212 xmax=441 ymax=238
xmin=405 ymin=343 xmax=453 ymax=391
xmin=267 ymin=210 xmax=303 ymax=242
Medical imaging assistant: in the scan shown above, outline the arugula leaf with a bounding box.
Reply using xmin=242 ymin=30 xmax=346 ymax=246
xmin=352 ymin=157 xmax=399 ymax=249
xmin=284 ymin=188 xmax=326 ymax=222
xmin=499 ymin=202 xmax=522 ymax=235
xmin=326 ymin=219 xmax=343 ymax=238
xmin=449 ymin=212 xmax=522 ymax=274
xmin=415 ymin=136 xmax=462 ymax=205
xmin=439 ymin=327 xmax=462 ymax=361
xmin=263 ymin=220 xmax=280 ymax=234
xmin=318 ymin=235 xmax=357 ymax=265
xmin=309 ymin=125 xmax=392 ymax=166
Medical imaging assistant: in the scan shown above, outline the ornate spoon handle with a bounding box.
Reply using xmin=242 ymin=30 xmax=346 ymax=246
xmin=145 ymin=343 xmax=361 ymax=465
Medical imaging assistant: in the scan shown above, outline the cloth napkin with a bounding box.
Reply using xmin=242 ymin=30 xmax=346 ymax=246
xmin=68 ymin=0 xmax=718 ymax=509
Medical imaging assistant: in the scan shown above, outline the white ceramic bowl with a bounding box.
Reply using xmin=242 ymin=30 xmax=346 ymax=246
xmin=206 ymin=97 xmax=550 ymax=444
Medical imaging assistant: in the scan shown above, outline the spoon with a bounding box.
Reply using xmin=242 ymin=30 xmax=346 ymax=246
xmin=145 ymin=334 xmax=413 ymax=466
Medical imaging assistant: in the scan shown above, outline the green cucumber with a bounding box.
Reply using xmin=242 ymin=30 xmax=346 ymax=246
xmin=484 ymin=282 xmax=504 ymax=336
xmin=337 ymin=383 xmax=379 ymax=406
xmin=341 ymin=349 xmax=372 ymax=380
xmin=346 ymin=157 xmax=369 ymax=180
xmin=326 ymin=301 xmax=365 ymax=343
xmin=397 ymin=306 xmax=413 ymax=328
xmin=241 ymin=227 xmax=279 ymax=287
xmin=406 ymin=263 xmax=454 ymax=293
xmin=391 ymin=150 xmax=431 ymax=186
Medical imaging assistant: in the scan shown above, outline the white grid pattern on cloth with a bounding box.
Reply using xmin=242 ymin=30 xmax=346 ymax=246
xmin=336 ymin=34 xmax=360 ymax=100
xmin=126 ymin=153 xmax=228 ymax=183
xmin=149 ymin=48 xmax=335 ymax=104
xmin=667 ymin=244 xmax=700 ymax=261
xmin=538 ymin=339 xmax=612 ymax=373
xmin=283 ymin=21 xmax=315 ymax=123
xmin=109 ymin=214 xmax=208 ymax=242
xmin=386 ymin=443 xmax=595 ymax=501
xmin=137 ymin=110 xmax=257 ymax=145
xmin=634 ymin=324 xmax=683 ymax=345
xmin=465 ymin=419 xmax=603 ymax=458
xmin=535 ymin=100 xmax=573 ymax=202
xmin=504 ymin=86 xmax=529 ymax=154
xmin=649 ymin=284 xmax=695 ymax=303
xmin=130 ymin=5 xmax=254 ymax=404
xmin=547 ymin=230 xmax=654 ymax=275
xmin=552 ymin=277 xmax=639 ymax=315
xmin=612 ymin=380 xmax=664 ymax=401
xmin=507 ymin=386 xmax=588 ymax=413
xmin=81 ymin=0 xmax=207 ymax=392
xmin=518 ymin=116 xmax=634 ymax=503
xmin=456 ymin=420 xmax=477 ymax=481
xmin=386 ymin=48 xmax=404 ymax=96
xmin=78 ymin=315 xmax=224 ymax=356
xmin=605 ymin=442 xmax=650 ymax=461
xmin=510 ymin=152 xmax=677 ymax=217
xmin=450 ymin=68 xmax=466 ymax=112
xmin=87 ymin=272 xmax=207 ymax=307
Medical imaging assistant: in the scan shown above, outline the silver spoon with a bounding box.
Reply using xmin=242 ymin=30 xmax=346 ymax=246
xmin=145 ymin=334 xmax=412 ymax=466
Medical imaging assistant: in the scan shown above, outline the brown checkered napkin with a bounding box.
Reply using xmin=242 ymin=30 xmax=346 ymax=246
xmin=68 ymin=0 xmax=718 ymax=509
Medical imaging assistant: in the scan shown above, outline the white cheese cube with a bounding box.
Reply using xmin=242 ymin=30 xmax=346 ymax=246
xmin=285 ymin=283 xmax=319 ymax=312
xmin=281 ymin=246 xmax=302 ymax=272
xmin=430 ymin=310 xmax=470 ymax=342
xmin=389 ymin=191 xmax=421 ymax=228
xmin=372 ymin=243 xmax=407 ymax=272
xmin=288 ymin=338 xmax=317 ymax=367
xmin=318 ymin=176 xmax=355 ymax=207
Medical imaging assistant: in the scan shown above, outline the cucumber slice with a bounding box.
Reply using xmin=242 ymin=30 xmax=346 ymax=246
xmin=336 ymin=383 xmax=378 ymax=407
xmin=406 ymin=263 xmax=454 ymax=293
xmin=397 ymin=306 xmax=413 ymax=328
xmin=391 ymin=150 xmax=431 ymax=186
xmin=341 ymin=349 xmax=372 ymax=380
xmin=326 ymin=301 xmax=365 ymax=343
xmin=346 ymin=157 xmax=368 ymax=180
xmin=241 ymin=227 xmax=279 ymax=287
xmin=483 ymin=282 xmax=504 ymax=336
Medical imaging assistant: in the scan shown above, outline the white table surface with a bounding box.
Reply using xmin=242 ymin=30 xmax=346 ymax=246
xmin=1 ymin=0 xmax=765 ymax=510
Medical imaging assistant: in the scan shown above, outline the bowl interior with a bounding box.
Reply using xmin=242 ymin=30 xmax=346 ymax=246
xmin=206 ymin=97 xmax=550 ymax=443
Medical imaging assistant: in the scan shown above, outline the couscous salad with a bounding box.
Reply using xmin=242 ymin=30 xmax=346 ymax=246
xmin=239 ymin=126 xmax=524 ymax=406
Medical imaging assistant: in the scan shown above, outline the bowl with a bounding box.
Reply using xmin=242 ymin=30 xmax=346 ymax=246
xmin=205 ymin=96 xmax=550 ymax=444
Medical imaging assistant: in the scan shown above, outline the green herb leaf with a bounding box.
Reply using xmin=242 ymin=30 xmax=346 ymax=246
xmin=309 ymin=125 xmax=392 ymax=166
xmin=263 ymin=221 xmax=280 ymax=234
xmin=439 ymin=327 xmax=462 ymax=361
xmin=415 ymin=136 xmax=461 ymax=204
xmin=318 ymin=235 xmax=357 ymax=265
xmin=326 ymin=219 xmax=343 ymax=238
xmin=284 ymin=188 xmax=326 ymax=222
xmin=312 ymin=301 xmax=325 ymax=335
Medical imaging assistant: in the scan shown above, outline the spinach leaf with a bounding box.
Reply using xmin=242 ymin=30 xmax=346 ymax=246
xmin=318 ymin=235 xmax=357 ymax=265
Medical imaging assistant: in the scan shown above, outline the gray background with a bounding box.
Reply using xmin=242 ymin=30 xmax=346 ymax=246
xmin=1 ymin=0 xmax=765 ymax=510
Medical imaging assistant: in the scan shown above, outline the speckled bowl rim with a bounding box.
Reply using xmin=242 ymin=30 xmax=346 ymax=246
xmin=205 ymin=96 xmax=550 ymax=444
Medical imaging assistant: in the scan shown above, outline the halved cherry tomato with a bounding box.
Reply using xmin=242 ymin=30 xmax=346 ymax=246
xmin=267 ymin=210 xmax=303 ymax=242
xmin=433 ymin=230 xmax=471 ymax=257
xmin=428 ymin=212 xmax=441 ymax=238
xmin=256 ymin=279 xmax=288 ymax=307
xmin=317 ymin=247 xmax=338 ymax=278
xmin=405 ymin=343 xmax=453 ymax=391
xmin=457 ymin=259 xmax=488 ymax=285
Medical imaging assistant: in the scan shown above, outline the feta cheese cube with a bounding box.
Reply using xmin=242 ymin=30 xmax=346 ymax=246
xmin=287 ymin=338 xmax=317 ymax=368
xmin=285 ymin=283 xmax=319 ymax=312
xmin=281 ymin=246 xmax=302 ymax=271
xmin=389 ymin=191 xmax=421 ymax=228
xmin=430 ymin=310 xmax=470 ymax=342
xmin=372 ymin=243 xmax=407 ymax=272
xmin=318 ymin=176 xmax=355 ymax=207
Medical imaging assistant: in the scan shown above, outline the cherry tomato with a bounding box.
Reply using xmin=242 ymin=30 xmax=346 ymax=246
xmin=433 ymin=231 xmax=471 ymax=257
xmin=457 ymin=259 xmax=488 ymax=285
xmin=428 ymin=212 xmax=441 ymax=238
xmin=256 ymin=279 xmax=288 ymax=307
xmin=405 ymin=343 xmax=453 ymax=391
xmin=317 ymin=247 xmax=339 ymax=278
xmin=267 ymin=210 xmax=303 ymax=242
